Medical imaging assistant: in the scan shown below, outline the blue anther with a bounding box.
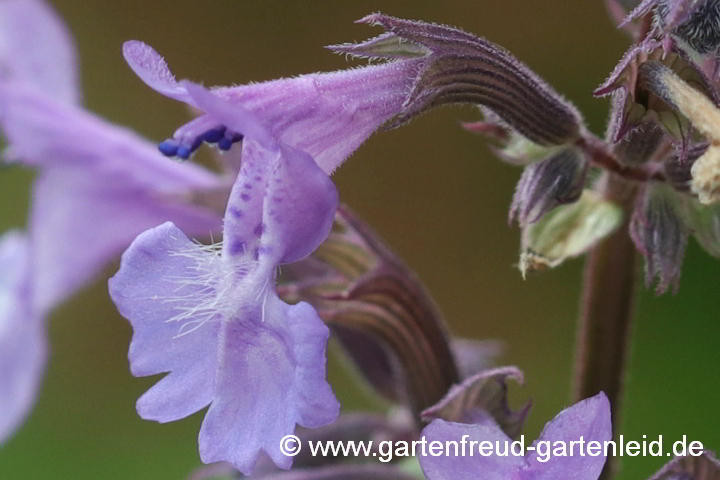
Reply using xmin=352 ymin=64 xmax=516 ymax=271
xmin=202 ymin=126 xmax=227 ymax=143
xmin=176 ymin=145 xmax=192 ymax=159
xmin=158 ymin=140 xmax=179 ymax=157
xmin=218 ymin=137 xmax=232 ymax=151
xmin=217 ymin=132 xmax=244 ymax=152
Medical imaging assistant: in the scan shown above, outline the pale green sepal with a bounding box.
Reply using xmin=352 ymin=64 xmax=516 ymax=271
xmin=519 ymin=190 xmax=624 ymax=277
xmin=685 ymin=199 xmax=720 ymax=257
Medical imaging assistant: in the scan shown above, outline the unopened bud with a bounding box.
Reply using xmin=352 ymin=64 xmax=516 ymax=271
xmin=510 ymin=148 xmax=589 ymax=226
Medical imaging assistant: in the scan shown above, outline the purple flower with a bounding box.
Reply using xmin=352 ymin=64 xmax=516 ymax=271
xmin=109 ymin=84 xmax=340 ymax=474
xmin=0 ymin=0 xmax=79 ymax=105
xmin=0 ymin=231 xmax=46 ymax=444
xmin=122 ymin=38 xmax=422 ymax=174
xmin=419 ymin=392 xmax=611 ymax=480
xmin=1 ymin=1 xmax=229 ymax=314
xmin=124 ymin=13 xmax=585 ymax=173
xmin=0 ymin=0 xmax=229 ymax=442
xmin=0 ymin=82 xmax=228 ymax=313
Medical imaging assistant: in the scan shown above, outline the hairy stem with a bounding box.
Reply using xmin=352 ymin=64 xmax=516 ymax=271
xmin=578 ymin=134 xmax=666 ymax=183
xmin=573 ymin=174 xmax=638 ymax=480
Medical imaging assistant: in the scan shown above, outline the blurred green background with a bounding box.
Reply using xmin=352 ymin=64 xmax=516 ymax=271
xmin=0 ymin=1 xmax=718 ymax=479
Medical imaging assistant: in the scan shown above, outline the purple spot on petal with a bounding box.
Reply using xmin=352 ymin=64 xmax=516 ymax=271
xmin=253 ymin=223 xmax=265 ymax=236
xmin=230 ymin=240 xmax=246 ymax=255
xmin=243 ymin=183 xmax=252 ymax=190
xmin=229 ymin=207 xmax=243 ymax=219
xmin=240 ymin=193 xmax=251 ymax=201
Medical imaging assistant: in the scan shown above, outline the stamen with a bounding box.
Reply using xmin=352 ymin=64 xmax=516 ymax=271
xmin=156 ymin=240 xmax=264 ymax=338
xmin=156 ymin=115 xmax=245 ymax=159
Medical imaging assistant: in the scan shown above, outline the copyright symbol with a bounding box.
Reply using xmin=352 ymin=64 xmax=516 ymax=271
xmin=280 ymin=435 xmax=302 ymax=456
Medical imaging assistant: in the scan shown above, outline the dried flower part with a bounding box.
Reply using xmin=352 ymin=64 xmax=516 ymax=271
xmin=330 ymin=14 xmax=584 ymax=146
xmin=279 ymin=205 xmax=461 ymax=420
xmin=649 ymin=451 xmax=720 ymax=480
xmin=519 ymin=190 xmax=625 ymax=277
xmin=421 ymin=367 xmax=530 ymax=439
xmin=686 ymin=199 xmax=720 ymax=256
xmin=630 ymin=183 xmax=689 ymax=293
xmin=510 ymin=148 xmax=589 ymax=226
xmin=639 ymin=61 xmax=720 ymax=202
xmin=596 ymin=43 xmax=717 ymax=142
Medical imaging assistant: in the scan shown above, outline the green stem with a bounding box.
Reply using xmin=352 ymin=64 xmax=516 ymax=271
xmin=573 ymin=174 xmax=638 ymax=480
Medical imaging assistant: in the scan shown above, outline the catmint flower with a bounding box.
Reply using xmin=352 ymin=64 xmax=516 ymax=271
xmin=418 ymin=392 xmax=611 ymax=480
xmin=124 ymin=13 xmax=586 ymax=174
xmin=0 ymin=231 xmax=46 ymax=444
xmin=109 ymin=84 xmax=340 ymax=474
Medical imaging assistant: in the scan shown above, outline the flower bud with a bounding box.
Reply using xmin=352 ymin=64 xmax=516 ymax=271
xmin=510 ymin=148 xmax=589 ymax=226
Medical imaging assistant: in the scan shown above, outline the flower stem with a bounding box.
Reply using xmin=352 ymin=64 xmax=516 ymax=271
xmin=573 ymin=174 xmax=638 ymax=480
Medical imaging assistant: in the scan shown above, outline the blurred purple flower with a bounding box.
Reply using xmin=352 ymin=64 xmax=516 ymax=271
xmin=109 ymin=84 xmax=340 ymax=474
xmin=0 ymin=83 xmax=227 ymax=313
xmin=419 ymin=392 xmax=611 ymax=480
xmin=0 ymin=1 xmax=228 ymax=314
xmin=0 ymin=0 xmax=79 ymax=105
xmin=0 ymin=0 xmax=228 ymax=442
xmin=0 ymin=232 xmax=46 ymax=444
